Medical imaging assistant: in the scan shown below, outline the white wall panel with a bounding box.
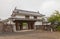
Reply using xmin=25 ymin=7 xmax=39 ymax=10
xmin=37 ymin=17 xmax=42 ymax=19
xmin=15 ymin=15 xmax=25 ymax=18
xmin=35 ymin=21 xmax=42 ymax=25
xmin=29 ymin=16 xmax=34 ymax=19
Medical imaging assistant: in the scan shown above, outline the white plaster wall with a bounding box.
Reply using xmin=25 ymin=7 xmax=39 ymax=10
xmin=29 ymin=16 xmax=34 ymax=19
xmin=7 ymin=20 xmax=15 ymax=24
xmin=13 ymin=25 xmax=16 ymax=32
xmin=15 ymin=15 xmax=25 ymax=18
xmin=7 ymin=21 xmax=11 ymax=24
xmin=43 ymin=23 xmax=51 ymax=25
xmin=37 ymin=17 xmax=42 ymax=19
xmin=34 ymin=21 xmax=42 ymax=25
xmin=43 ymin=23 xmax=47 ymax=25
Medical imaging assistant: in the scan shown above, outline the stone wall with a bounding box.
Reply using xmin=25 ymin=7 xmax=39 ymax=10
xmin=3 ymin=24 xmax=13 ymax=32
xmin=35 ymin=25 xmax=43 ymax=30
xmin=0 ymin=22 xmax=4 ymax=32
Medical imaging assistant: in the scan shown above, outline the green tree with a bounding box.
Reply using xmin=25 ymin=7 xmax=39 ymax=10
xmin=48 ymin=10 xmax=60 ymax=31
xmin=48 ymin=10 xmax=60 ymax=25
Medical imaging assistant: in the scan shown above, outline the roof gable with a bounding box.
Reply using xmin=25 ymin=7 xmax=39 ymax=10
xmin=12 ymin=8 xmax=44 ymax=16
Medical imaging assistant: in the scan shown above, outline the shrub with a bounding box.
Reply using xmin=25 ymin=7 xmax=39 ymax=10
xmin=55 ymin=26 xmax=60 ymax=31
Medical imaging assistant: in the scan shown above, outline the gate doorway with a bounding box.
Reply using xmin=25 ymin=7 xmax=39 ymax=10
xmin=22 ymin=23 xmax=28 ymax=30
xmin=14 ymin=20 xmax=35 ymax=31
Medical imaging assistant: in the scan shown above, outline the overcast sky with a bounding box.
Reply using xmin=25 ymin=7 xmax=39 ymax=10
xmin=0 ymin=0 xmax=60 ymax=20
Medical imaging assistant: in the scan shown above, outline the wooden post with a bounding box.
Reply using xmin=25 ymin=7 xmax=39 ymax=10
xmin=31 ymin=22 xmax=34 ymax=29
xmin=28 ymin=22 xmax=31 ymax=29
xmin=20 ymin=23 xmax=23 ymax=30
xmin=28 ymin=22 xmax=35 ymax=29
xmin=15 ymin=22 xmax=19 ymax=30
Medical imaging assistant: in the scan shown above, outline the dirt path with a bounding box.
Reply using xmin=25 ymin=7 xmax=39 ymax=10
xmin=0 ymin=31 xmax=60 ymax=39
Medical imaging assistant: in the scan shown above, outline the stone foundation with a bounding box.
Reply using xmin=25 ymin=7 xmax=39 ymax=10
xmin=3 ymin=24 xmax=13 ymax=32
xmin=0 ymin=22 xmax=4 ymax=32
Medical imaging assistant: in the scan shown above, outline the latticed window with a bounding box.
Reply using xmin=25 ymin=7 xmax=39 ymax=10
xmin=25 ymin=16 xmax=29 ymax=19
xmin=34 ymin=16 xmax=37 ymax=19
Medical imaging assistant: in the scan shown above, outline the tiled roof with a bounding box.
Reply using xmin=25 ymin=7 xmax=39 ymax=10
xmin=10 ymin=17 xmax=43 ymax=21
xmin=12 ymin=9 xmax=44 ymax=16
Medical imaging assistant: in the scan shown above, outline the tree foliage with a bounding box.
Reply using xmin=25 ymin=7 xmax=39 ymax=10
xmin=48 ymin=10 xmax=60 ymax=31
xmin=48 ymin=10 xmax=60 ymax=25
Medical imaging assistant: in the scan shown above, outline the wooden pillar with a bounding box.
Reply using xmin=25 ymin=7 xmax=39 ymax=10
xmin=20 ymin=23 xmax=23 ymax=30
xmin=28 ymin=22 xmax=34 ymax=29
xmin=31 ymin=22 xmax=34 ymax=29
xmin=28 ymin=22 xmax=31 ymax=29
xmin=15 ymin=22 xmax=19 ymax=30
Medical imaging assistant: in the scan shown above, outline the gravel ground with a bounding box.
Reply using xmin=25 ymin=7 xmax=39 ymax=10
xmin=0 ymin=30 xmax=60 ymax=39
